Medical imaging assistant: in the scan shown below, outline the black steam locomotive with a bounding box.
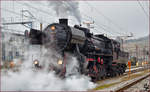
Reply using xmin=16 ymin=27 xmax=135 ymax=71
xmin=25 ymin=19 xmax=128 ymax=80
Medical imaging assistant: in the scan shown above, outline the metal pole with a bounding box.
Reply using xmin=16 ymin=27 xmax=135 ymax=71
xmin=21 ymin=9 xmax=23 ymax=22
xmin=121 ymin=39 xmax=124 ymax=51
xmin=40 ymin=23 xmax=42 ymax=31
xmin=136 ymin=45 xmax=138 ymax=63
xmin=40 ymin=23 xmax=42 ymax=58
xmin=0 ymin=1 xmax=2 ymax=65
xmin=149 ymin=0 xmax=150 ymax=65
xmin=0 ymin=14 xmax=1 ymax=65
xmin=143 ymin=47 xmax=146 ymax=62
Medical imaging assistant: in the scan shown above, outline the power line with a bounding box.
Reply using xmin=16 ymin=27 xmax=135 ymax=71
xmin=1 ymin=26 xmax=24 ymax=34
xmin=1 ymin=8 xmax=33 ymax=19
xmin=85 ymin=2 xmax=128 ymax=36
xmin=17 ymin=2 xmax=54 ymax=18
xmin=137 ymin=0 xmax=149 ymax=17
xmin=81 ymin=11 xmax=123 ymax=36
xmin=29 ymin=0 xmax=113 ymax=36
xmin=94 ymin=20 xmax=125 ymax=35
xmin=94 ymin=23 xmax=116 ymax=36
xmin=15 ymin=2 xmax=55 ymax=24
xmin=1 ymin=8 xmax=49 ymax=24
xmin=80 ymin=12 xmax=113 ymax=35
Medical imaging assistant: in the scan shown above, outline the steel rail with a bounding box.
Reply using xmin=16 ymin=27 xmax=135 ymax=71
xmin=115 ymin=73 xmax=150 ymax=92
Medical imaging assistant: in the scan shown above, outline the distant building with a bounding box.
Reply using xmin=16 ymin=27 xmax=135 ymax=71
xmin=2 ymin=31 xmax=29 ymax=62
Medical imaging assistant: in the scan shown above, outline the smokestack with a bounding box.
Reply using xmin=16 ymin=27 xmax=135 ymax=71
xmin=59 ymin=18 xmax=68 ymax=26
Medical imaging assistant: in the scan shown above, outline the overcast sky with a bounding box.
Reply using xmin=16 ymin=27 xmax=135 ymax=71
xmin=1 ymin=1 xmax=149 ymax=39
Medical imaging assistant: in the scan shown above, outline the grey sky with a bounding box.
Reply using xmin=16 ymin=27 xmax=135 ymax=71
xmin=1 ymin=1 xmax=149 ymax=39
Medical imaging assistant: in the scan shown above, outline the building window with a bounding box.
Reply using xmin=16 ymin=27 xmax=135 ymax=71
xmin=9 ymin=51 xmax=13 ymax=61
xmin=16 ymin=52 xmax=19 ymax=57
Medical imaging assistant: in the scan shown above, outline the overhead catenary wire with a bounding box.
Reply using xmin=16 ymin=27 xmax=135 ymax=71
xmin=80 ymin=13 xmax=116 ymax=36
xmin=1 ymin=8 xmax=49 ymax=24
xmin=75 ymin=4 xmax=121 ymax=36
xmin=1 ymin=26 xmax=24 ymax=34
xmin=16 ymin=2 xmax=54 ymax=18
xmin=73 ymin=9 xmax=112 ymax=35
xmin=137 ymin=0 xmax=149 ymax=17
xmin=85 ymin=2 xmax=129 ymax=36
xmin=7 ymin=1 xmax=126 ymax=36
xmin=81 ymin=11 xmax=120 ymax=36
xmin=1 ymin=8 xmax=33 ymax=19
xmin=63 ymin=3 xmax=116 ymax=36
xmin=13 ymin=1 xmax=54 ymax=23
xmin=94 ymin=23 xmax=116 ymax=35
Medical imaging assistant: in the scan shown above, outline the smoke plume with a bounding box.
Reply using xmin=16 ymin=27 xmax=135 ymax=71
xmin=48 ymin=1 xmax=82 ymax=23
xmin=1 ymin=45 xmax=96 ymax=91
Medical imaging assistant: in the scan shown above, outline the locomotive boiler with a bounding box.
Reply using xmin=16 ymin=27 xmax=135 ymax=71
xmin=25 ymin=18 xmax=128 ymax=80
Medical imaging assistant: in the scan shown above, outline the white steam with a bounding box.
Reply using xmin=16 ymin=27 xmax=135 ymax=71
xmin=1 ymin=45 xmax=96 ymax=91
xmin=48 ymin=1 xmax=82 ymax=23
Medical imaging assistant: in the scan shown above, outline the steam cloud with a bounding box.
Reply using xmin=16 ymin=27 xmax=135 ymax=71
xmin=48 ymin=1 xmax=82 ymax=23
xmin=1 ymin=1 xmax=95 ymax=91
xmin=1 ymin=45 xmax=96 ymax=91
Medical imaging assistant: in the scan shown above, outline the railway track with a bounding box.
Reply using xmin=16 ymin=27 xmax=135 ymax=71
xmin=93 ymin=66 xmax=150 ymax=91
xmin=96 ymin=66 xmax=149 ymax=83
xmin=125 ymin=66 xmax=149 ymax=75
xmin=115 ymin=73 xmax=150 ymax=92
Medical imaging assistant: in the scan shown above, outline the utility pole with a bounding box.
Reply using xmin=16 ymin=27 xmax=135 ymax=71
xmin=136 ymin=45 xmax=138 ymax=63
xmin=143 ymin=46 xmax=146 ymax=62
xmin=40 ymin=23 xmax=42 ymax=31
xmin=121 ymin=39 xmax=124 ymax=51
xmin=117 ymin=33 xmax=133 ymax=51
xmin=39 ymin=22 xmax=44 ymax=59
xmin=2 ymin=10 xmax=34 ymax=29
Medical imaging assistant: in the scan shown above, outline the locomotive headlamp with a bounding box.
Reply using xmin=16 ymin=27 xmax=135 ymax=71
xmin=50 ymin=26 xmax=55 ymax=31
xmin=58 ymin=59 xmax=63 ymax=65
xmin=34 ymin=60 xmax=38 ymax=65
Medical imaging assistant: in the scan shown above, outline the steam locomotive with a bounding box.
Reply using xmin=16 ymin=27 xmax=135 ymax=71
xmin=25 ymin=19 xmax=128 ymax=80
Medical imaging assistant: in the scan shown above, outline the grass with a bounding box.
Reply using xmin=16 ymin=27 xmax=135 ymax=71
xmin=93 ymin=82 xmax=121 ymax=90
